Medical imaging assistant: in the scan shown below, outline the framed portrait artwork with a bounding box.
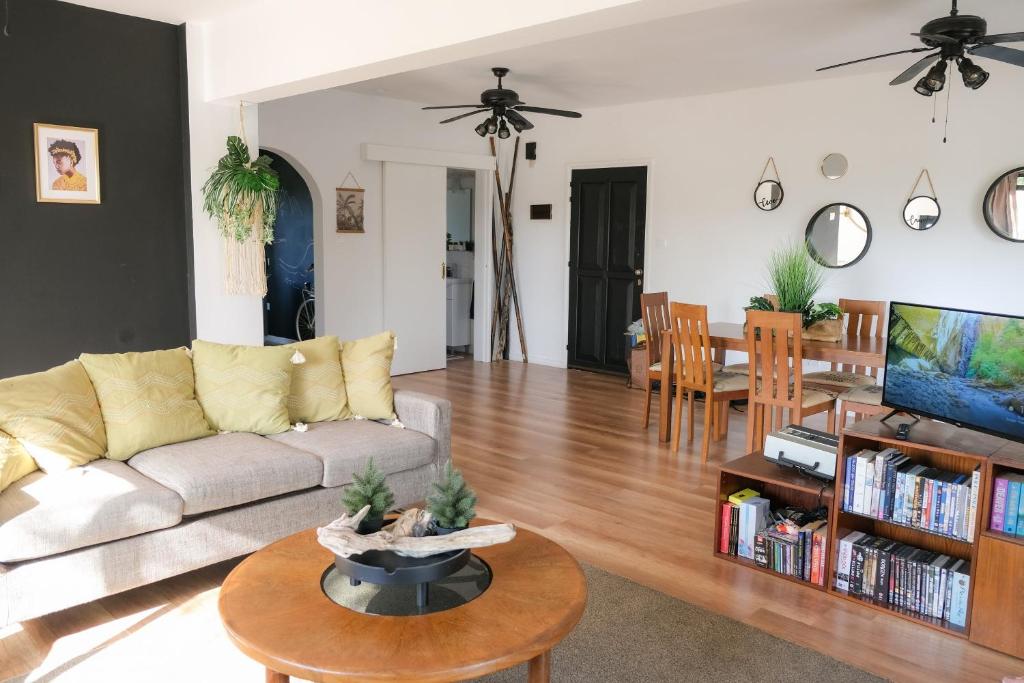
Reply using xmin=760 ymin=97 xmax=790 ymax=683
xmin=34 ymin=123 xmax=101 ymax=204
xmin=336 ymin=187 xmax=365 ymax=233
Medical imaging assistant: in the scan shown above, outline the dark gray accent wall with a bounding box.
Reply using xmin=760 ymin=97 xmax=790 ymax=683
xmin=0 ymin=0 xmax=192 ymax=378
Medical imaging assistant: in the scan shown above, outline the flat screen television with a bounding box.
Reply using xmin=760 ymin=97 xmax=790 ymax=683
xmin=883 ymin=301 xmax=1024 ymax=443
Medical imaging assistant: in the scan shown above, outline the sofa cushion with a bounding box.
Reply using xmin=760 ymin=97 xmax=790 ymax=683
xmin=340 ymin=332 xmax=397 ymax=420
xmin=0 ymin=360 xmax=107 ymax=473
xmin=0 ymin=429 xmax=37 ymax=493
xmin=79 ymin=348 xmax=214 ymax=461
xmin=286 ymin=336 xmax=351 ymax=423
xmin=127 ymin=433 xmax=323 ymax=515
xmin=191 ymin=340 xmax=296 ymax=434
xmin=0 ymin=459 xmax=183 ymax=562
xmin=268 ymin=419 xmax=434 ymax=487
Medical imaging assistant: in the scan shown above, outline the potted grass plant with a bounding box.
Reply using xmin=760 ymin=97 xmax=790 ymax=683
xmin=341 ymin=458 xmax=395 ymax=534
xmin=427 ymin=463 xmax=477 ymax=535
xmin=746 ymin=241 xmax=843 ymax=342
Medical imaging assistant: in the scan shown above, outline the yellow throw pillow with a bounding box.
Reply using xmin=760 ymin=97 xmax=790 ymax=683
xmin=79 ymin=348 xmax=214 ymax=460
xmin=286 ymin=336 xmax=351 ymax=423
xmin=191 ymin=340 xmax=295 ymax=434
xmin=0 ymin=429 xmax=38 ymax=492
xmin=341 ymin=331 xmax=396 ymax=420
xmin=0 ymin=360 xmax=107 ymax=472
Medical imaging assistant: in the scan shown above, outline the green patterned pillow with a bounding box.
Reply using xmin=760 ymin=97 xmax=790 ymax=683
xmin=79 ymin=349 xmax=214 ymax=460
xmin=191 ymin=340 xmax=296 ymax=434
xmin=341 ymin=331 xmax=396 ymax=420
xmin=286 ymin=336 xmax=351 ymax=423
xmin=0 ymin=360 xmax=107 ymax=472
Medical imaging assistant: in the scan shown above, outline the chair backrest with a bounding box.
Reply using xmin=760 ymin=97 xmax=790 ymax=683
xmin=641 ymin=292 xmax=670 ymax=365
xmin=669 ymin=302 xmax=715 ymax=392
xmin=745 ymin=309 xmax=804 ymax=411
xmin=835 ymin=298 xmax=887 ymax=377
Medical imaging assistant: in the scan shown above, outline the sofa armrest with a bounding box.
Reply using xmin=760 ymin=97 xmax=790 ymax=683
xmin=394 ymin=390 xmax=451 ymax=471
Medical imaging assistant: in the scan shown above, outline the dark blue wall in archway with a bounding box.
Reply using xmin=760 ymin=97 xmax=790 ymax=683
xmin=261 ymin=150 xmax=314 ymax=341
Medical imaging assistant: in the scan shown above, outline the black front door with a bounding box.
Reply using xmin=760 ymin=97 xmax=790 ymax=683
xmin=568 ymin=166 xmax=647 ymax=373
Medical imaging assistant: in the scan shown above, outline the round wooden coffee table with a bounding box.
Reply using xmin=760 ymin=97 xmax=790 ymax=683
xmin=218 ymin=520 xmax=586 ymax=682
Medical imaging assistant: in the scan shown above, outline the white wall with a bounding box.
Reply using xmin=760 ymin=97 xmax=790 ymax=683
xmin=508 ymin=68 xmax=1024 ymax=367
xmin=258 ymin=89 xmax=502 ymax=342
xmin=200 ymin=0 xmax=740 ymax=102
xmin=185 ymin=23 xmax=264 ymax=345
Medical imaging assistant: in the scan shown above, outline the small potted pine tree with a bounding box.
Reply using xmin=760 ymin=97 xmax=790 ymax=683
xmin=427 ymin=463 xmax=477 ymax=535
xmin=341 ymin=458 xmax=395 ymax=534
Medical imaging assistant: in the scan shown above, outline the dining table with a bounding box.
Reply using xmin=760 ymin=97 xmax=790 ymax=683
xmin=656 ymin=321 xmax=887 ymax=442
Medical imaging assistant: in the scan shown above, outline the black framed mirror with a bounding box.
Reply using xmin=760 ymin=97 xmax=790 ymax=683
xmin=805 ymin=203 xmax=871 ymax=268
xmin=904 ymin=196 xmax=941 ymax=230
xmin=983 ymin=167 xmax=1024 ymax=243
xmin=754 ymin=180 xmax=784 ymax=211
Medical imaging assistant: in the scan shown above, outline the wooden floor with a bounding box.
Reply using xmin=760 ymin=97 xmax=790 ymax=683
xmin=3 ymin=359 xmax=1022 ymax=682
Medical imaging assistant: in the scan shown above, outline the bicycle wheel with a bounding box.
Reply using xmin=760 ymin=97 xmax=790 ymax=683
xmin=295 ymin=298 xmax=316 ymax=341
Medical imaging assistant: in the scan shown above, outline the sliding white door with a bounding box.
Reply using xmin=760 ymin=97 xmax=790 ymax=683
xmin=382 ymin=162 xmax=447 ymax=375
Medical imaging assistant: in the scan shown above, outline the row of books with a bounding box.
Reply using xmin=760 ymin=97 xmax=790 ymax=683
xmin=719 ymin=488 xmax=828 ymax=586
xmin=842 ymin=447 xmax=980 ymax=541
xmin=835 ymin=531 xmax=971 ymax=627
xmin=754 ymin=518 xmax=829 ymax=585
xmin=991 ymin=473 xmax=1024 ymax=536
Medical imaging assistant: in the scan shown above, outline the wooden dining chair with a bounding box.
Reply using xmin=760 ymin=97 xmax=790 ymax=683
xmin=744 ymin=310 xmax=837 ymax=454
xmin=641 ymin=292 xmax=670 ymax=429
xmin=804 ymin=298 xmax=887 ymax=390
xmin=803 ymin=299 xmax=887 ymax=429
xmin=724 ymin=294 xmax=778 ymax=376
xmin=668 ymin=303 xmax=748 ymax=462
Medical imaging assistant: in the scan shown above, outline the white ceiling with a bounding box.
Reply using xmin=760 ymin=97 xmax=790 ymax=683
xmin=343 ymin=0 xmax=1024 ymax=109
xmin=66 ymin=0 xmax=252 ymax=23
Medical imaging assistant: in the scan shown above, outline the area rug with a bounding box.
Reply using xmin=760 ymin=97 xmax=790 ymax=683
xmin=4 ymin=563 xmax=884 ymax=682
xmin=476 ymin=564 xmax=885 ymax=682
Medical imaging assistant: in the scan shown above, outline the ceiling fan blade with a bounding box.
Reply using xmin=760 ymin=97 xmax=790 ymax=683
xmin=505 ymin=110 xmax=534 ymax=130
xmin=889 ymin=52 xmax=943 ymax=85
xmin=514 ymin=105 xmax=582 ymax=118
xmin=816 ymin=47 xmax=932 ymax=72
xmin=911 ymin=32 xmax=961 ymax=46
xmin=974 ymin=31 xmax=1024 ymax=45
xmin=421 ymin=105 xmax=488 ymax=110
xmin=971 ymin=43 xmax=1024 ymax=67
xmin=439 ymin=109 xmax=492 ymax=124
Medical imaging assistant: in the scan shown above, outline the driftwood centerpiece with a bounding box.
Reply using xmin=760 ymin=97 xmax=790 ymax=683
xmin=316 ymin=505 xmax=516 ymax=559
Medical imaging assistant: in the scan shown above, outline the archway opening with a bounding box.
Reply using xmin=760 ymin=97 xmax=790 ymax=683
xmin=261 ymin=149 xmax=315 ymax=344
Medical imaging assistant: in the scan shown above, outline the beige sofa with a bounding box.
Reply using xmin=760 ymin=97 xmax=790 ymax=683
xmin=0 ymin=390 xmax=450 ymax=626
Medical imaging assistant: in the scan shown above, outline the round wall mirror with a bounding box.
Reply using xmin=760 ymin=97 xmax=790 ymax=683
xmin=903 ymin=196 xmax=941 ymax=230
xmin=983 ymin=167 xmax=1024 ymax=242
xmin=805 ymin=203 xmax=871 ymax=268
xmin=754 ymin=180 xmax=784 ymax=211
xmin=821 ymin=153 xmax=849 ymax=180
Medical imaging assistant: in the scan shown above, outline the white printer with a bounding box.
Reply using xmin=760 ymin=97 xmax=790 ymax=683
xmin=763 ymin=425 xmax=838 ymax=481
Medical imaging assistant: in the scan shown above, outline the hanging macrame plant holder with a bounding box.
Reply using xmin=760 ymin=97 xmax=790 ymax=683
xmin=201 ymin=105 xmax=279 ymax=296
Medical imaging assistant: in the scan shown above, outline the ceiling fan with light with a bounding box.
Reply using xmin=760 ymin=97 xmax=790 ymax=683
xmin=816 ymin=0 xmax=1024 ymax=96
xmin=422 ymin=67 xmax=581 ymax=137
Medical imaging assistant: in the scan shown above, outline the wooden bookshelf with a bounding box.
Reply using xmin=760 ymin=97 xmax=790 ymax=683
xmin=715 ymin=452 xmax=834 ymax=592
xmin=715 ymin=416 xmax=1024 ymax=658
xmin=970 ymin=439 xmax=1024 ymax=658
xmin=827 ymin=416 xmax=994 ymax=639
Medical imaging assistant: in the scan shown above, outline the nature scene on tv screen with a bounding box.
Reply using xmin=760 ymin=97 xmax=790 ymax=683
xmin=886 ymin=304 xmax=1024 ymax=440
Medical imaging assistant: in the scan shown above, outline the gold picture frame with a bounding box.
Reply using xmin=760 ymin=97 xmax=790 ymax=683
xmin=336 ymin=187 xmax=365 ymax=233
xmin=34 ymin=123 xmax=102 ymax=204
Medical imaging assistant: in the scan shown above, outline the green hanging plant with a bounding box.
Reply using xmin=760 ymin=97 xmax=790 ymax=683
xmin=201 ymin=135 xmax=280 ymax=244
xmin=342 ymin=459 xmax=395 ymax=519
xmin=427 ymin=463 xmax=478 ymax=530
